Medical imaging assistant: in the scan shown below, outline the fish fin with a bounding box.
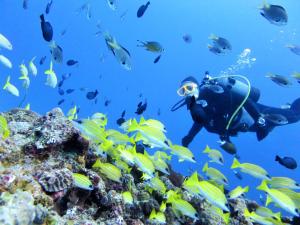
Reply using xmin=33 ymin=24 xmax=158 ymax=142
xmin=257 ymin=180 xmax=269 ymax=192
xmin=207 ymin=44 xmax=213 ymax=49
xmin=222 ymin=212 xmax=230 ymax=225
xmin=121 ymin=45 xmax=131 ymax=56
xmin=202 ymin=162 xmax=209 ymax=172
xmin=208 ymin=33 xmax=218 ymax=40
xmin=231 ymin=158 xmax=240 ymax=169
xmin=243 ymin=208 xmax=251 ymax=218
xmin=40 ymin=14 xmax=45 ymax=22
xmin=265 ymin=194 xmax=272 ymax=206
xmin=203 ymin=145 xmax=211 ymax=153
xmin=3 ymin=76 xmax=10 ymax=90
xmin=178 ymin=158 xmax=185 ymax=162
xmin=30 ymin=56 xmax=36 ymax=63
xmin=244 ymin=186 xmax=249 ymax=193
xmin=275 ymin=155 xmax=280 ymax=162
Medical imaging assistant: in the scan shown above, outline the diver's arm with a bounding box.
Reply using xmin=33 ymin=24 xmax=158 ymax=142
xmin=182 ymin=122 xmax=203 ymax=147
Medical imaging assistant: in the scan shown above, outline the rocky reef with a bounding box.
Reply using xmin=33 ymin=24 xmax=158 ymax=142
xmin=0 ymin=108 xmax=295 ymax=225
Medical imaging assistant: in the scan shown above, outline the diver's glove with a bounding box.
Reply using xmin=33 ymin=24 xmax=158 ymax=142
xmin=182 ymin=135 xmax=193 ymax=147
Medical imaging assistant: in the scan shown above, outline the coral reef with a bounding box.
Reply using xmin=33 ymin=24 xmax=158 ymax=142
xmin=0 ymin=108 xmax=294 ymax=225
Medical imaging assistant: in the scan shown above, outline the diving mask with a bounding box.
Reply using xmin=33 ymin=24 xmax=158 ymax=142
xmin=177 ymin=82 xmax=198 ymax=97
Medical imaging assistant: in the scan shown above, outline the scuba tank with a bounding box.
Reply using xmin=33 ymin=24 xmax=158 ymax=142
xmin=206 ymin=76 xmax=260 ymax=103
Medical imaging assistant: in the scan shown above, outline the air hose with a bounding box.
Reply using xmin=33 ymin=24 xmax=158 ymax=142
xmin=205 ymin=75 xmax=251 ymax=131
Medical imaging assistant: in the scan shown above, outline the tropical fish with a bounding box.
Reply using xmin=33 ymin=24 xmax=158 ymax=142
xmin=19 ymin=64 xmax=30 ymax=89
xmin=40 ymin=14 xmax=53 ymax=42
xmin=275 ymin=155 xmax=297 ymax=169
xmin=260 ymin=2 xmax=288 ymax=26
xmin=39 ymin=56 xmax=47 ymax=65
xmin=107 ymin=0 xmax=117 ymax=10
xmin=0 ymin=33 xmax=13 ymax=50
xmin=134 ymin=152 xmax=155 ymax=179
xmin=149 ymin=209 xmax=166 ymax=224
xmin=49 ymin=41 xmax=63 ymax=63
xmin=267 ymin=176 xmax=300 ymax=190
xmin=44 ymin=61 xmax=57 ymax=88
xmin=137 ymin=40 xmax=164 ymax=53
xmin=29 ymin=57 xmax=38 ymax=76
xmin=86 ymin=89 xmax=98 ymax=100
xmin=45 ymin=0 xmax=53 ymax=14
xmin=255 ymin=206 xmax=282 ymax=221
xmin=137 ymin=1 xmax=150 ymax=18
xmin=208 ymin=44 xmax=223 ymax=55
xmin=202 ymin=163 xmax=228 ymax=186
xmin=0 ymin=115 xmax=10 ymax=139
xmin=92 ymin=159 xmax=122 ymax=183
xmin=67 ymin=105 xmax=78 ymax=121
xmin=257 ymin=180 xmax=299 ymax=216
xmin=153 ymin=55 xmax=162 ymax=64
xmin=203 ymin=145 xmax=224 ymax=165
xmin=286 ymin=45 xmax=300 ymax=56
xmin=265 ymin=73 xmax=292 ymax=87
xmin=231 ymin=158 xmax=271 ymax=180
xmin=145 ymin=175 xmax=166 ymax=194
xmin=122 ymin=191 xmax=133 ymax=205
xmin=228 ymin=186 xmax=249 ymax=199
xmin=66 ymin=59 xmax=78 ymax=66
xmin=3 ymin=76 xmax=19 ymax=96
xmin=72 ymin=173 xmax=93 ymax=190
xmin=243 ymin=208 xmax=273 ymax=225
xmin=0 ymin=55 xmax=13 ymax=69
xmin=183 ymin=34 xmax=192 ymax=43
xmin=170 ymin=144 xmax=196 ymax=163
xmin=135 ymin=100 xmax=147 ymax=115
xmin=209 ymin=34 xmax=232 ymax=51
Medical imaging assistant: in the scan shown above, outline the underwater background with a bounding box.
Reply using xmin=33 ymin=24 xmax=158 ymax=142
xmin=1 ymin=0 xmax=300 ymax=217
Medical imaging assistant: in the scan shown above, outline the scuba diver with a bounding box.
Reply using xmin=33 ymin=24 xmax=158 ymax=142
xmin=171 ymin=72 xmax=300 ymax=148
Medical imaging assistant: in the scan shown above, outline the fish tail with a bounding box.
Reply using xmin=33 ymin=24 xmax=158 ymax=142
xmin=243 ymin=208 xmax=252 ymax=218
xmin=203 ymin=145 xmax=211 ymax=153
xmin=208 ymin=33 xmax=217 ymax=40
xmin=3 ymin=76 xmax=10 ymax=90
xmin=222 ymin=213 xmax=230 ymax=225
xmin=244 ymin=186 xmax=249 ymax=193
xmin=275 ymin=155 xmax=280 ymax=161
xmin=257 ymin=180 xmax=269 ymax=192
xmin=231 ymin=158 xmax=240 ymax=169
xmin=202 ymin=162 xmax=209 ymax=172
xmin=40 ymin=14 xmax=45 ymax=22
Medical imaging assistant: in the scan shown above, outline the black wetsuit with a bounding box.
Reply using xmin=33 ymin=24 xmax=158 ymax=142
xmin=182 ymin=81 xmax=300 ymax=147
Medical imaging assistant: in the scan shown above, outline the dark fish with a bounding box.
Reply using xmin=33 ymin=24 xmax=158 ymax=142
xmin=233 ymin=170 xmax=243 ymax=180
xmin=135 ymin=100 xmax=147 ymax=115
xmin=183 ymin=34 xmax=192 ymax=43
xmin=275 ymin=155 xmax=297 ymax=169
xmin=153 ymin=55 xmax=162 ymax=64
xmin=157 ymin=108 xmax=161 ymax=116
xmin=39 ymin=56 xmax=47 ymax=65
xmin=286 ymin=45 xmax=300 ymax=56
xmin=58 ymin=99 xmax=65 ymax=105
xmin=208 ymin=45 xmax=223 ymax=55
xmin=40 ymin=14 xmax=53 ymax=42
xmin=80 ymin=87 xmax=87 ymax=92
xmin=58 ymin=80 xmax=64 ymax=88
xmin=116 ymin=110 xmax=126 ymax=126
xmin=60 ymin=28 xmax=67 ymax=36
xmin=66 ymin=60 xmax=78 ymax=66
xmin=86 ymin=90 xmax=98 ymax=100
xmin=66 ymin=89 xmax=75 ymax=94
xmin=45 ymin=0 xmax=53 ymax=14
xmin=137 ymin=1 xmax=150 ymax=18
xmin=58 ymin=88 xmax=64 ymax=95
xmin=218 ymin=140 xmax=237 ymax=155
xmin=104 ymin=100 xmax=111 ymax=107
xmin=210 ymin=35 xmax=232 ymax=51
xmin=23 ymin=0 xmax=28 ymax=9
xmin=266 ymin=73 xmax=292 ymax=87
xmin=121 ymin=110 xmax=126 ymax=118
xmin=260 ymin=3 xmax=288 ymax=26
xmin=62 ymin=73 xmax=71 ymax=80
xmin=263 ymin=113 xmax=288 ymax=125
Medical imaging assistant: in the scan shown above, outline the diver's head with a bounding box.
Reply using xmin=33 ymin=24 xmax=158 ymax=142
xmin=177 ymin=76 xmax=200 ymax=98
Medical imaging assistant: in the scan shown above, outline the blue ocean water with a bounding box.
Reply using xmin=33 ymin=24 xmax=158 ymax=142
xmin=1 ymin=0 xmax=300 ymax=215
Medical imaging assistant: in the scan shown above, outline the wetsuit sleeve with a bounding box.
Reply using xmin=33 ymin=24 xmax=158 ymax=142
xmin=244 ymin=98 xmax=261 ymax=121
xmin=182 ymin=122 xmax=203 ymax=147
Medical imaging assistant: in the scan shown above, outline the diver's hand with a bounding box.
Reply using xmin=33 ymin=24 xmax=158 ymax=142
xmin=182 ymin=135 xmax=192 ymax=147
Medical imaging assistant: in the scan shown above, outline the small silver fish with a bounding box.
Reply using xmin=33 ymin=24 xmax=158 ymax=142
xmin=263 ymin=113 xmax=288 ymax=125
